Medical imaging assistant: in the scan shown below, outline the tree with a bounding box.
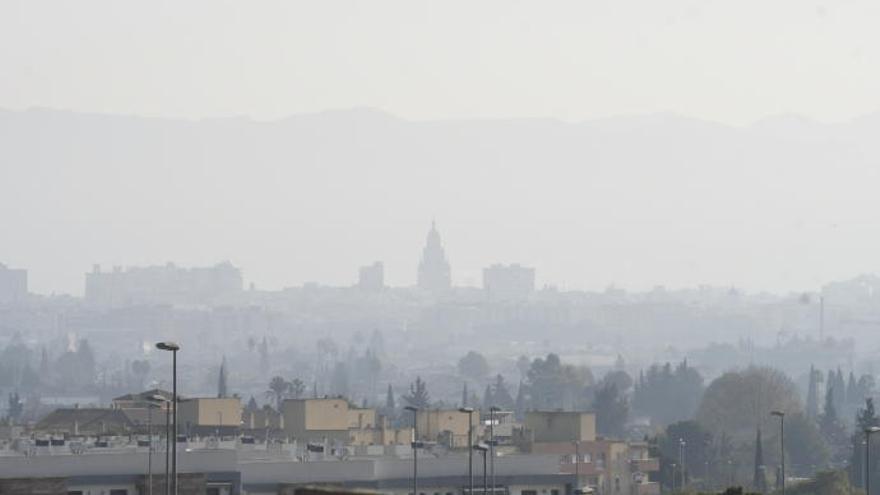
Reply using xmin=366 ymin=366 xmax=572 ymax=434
xmin=785 ymin=412 xmax=829 ymax=476
xmin=657 ymin=421 xmax=713 ymax=490
xmin=754 ymin=428 xmax=767 ymax=493
xmin=515 ymin=380 xmax=526 ymax=420
xmin=486 ymin=374 xmax=515 ymax=410
xmin=6 ymin=392 xmax=23 ymax=422
xmin=634 ymin=360 xmax=704 ymax=426
xmin=131 ymin=359 xmax=151 ymax=391
xmin=458 ymin=351 xmax=490 ymax=381
xmin=526 ymin=353 xmax=592 ymax=410
xmin=259 ymin=336 xmax=270 ymax=376
xmin=852 ymin=398 xmax=879 ymax=489
xmin=594 ymin=382 xmax=628 ymax=438
xmin=806 ymin=365 xmax=820 ymax=419
xmin=601 ymin=369 xmax=634 ymax=394
xmin=403 ymin=376 xmax=430 ymax=409
xmin=290 ymin=378 xmax=306 ymax=399
xmin=246 ymin=396 xmax=259 ymax=412
xmin=820 ymin=385 xmax=850 ymax=466
xmin=516 ymin=355 xmax=531 ymax=380
xmin=217 ymin=358 xmax=228 ymax=398
xmin=785 ymin=469 xmax=858 ymax=495
xmin=696 ymin=366 xmax=801 ymax=443
xmin=356 ymin=349 xmax=382 ymax=396
xmin=331 ymin=362 xmax=350 ymax=397
xmin=385 ymin=383 xmax=396 ymax=412
xmin=266 ymin=376 xmax=289 ymax=410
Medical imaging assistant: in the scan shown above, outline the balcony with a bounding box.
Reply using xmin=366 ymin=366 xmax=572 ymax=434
xmin=630 ymin=458 xmax=660 ymax=472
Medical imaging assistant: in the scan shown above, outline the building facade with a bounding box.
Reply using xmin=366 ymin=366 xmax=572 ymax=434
xmin=0 ymin=263 xmax=27 ymax=304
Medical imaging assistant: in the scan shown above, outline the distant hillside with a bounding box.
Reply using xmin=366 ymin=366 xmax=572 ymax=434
xmin=3 ymin=107 xmax=880 ymax=295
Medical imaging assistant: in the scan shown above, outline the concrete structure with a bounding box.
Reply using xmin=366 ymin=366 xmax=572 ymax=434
xmin=417 ymin=221 xmax=451 ymax=292
xmin=112 ymin=389 xmax=173 ymax=410
xmin=179 ymin=397 xmax=242 ymax=436
xmin=531 ymin=440 xmax=659 ymax=495
xmin=483 ymin=264 xmax=535 ymax=301
xmin=34 ymin=408 xmax=136 ymax=436
xmin=0 ymin=448 xmax=240 ymax=495
xmin=358 ymin=262 xmax=385 ymax=291
xmin=518 ymin=412 xmax=659 ymax=495
xmin=241 ymin=454 xmax=572 ymax=495
xmin=0 ymin=262 xmax=27 ymax=304
xmin=279 ymin=399 xmax=409 ymax=447
xmin=523 ymin=411 xmax=596 ymax=443
xmin=0 ymin=441 xmax=570 ymax=495
xmin=85 ymin=261 xmax=243 ymax=307
xmin=282 ymin=398 xmax=353 ymax=443
xmin=416 ymin=409 xmax=479 ymax=449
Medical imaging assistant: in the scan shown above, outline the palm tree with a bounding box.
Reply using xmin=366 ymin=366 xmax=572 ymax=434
xmin=266 ymin=376 xmax=290 ymax=410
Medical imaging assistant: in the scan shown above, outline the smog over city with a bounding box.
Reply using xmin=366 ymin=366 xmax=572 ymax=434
xmin=3 ymin=2 xmax=880 ymax=495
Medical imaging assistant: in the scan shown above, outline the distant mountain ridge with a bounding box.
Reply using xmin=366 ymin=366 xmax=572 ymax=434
xmin=3 ymin=106 xmax=880 ymax=295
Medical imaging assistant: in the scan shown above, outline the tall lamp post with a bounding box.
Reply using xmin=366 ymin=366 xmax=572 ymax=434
xmin=489 ymin=406 xmax=500 ymax=495
xmin=157 ymin=342 xmax=180 ymax=495
xmin=679 ymin=438 xmax=686 ymax=490
xmin=474 ymin=443 xmax=489 ymax=495
xmin=866 ymin=426 xmax=880 ymax=495
xmin=145 ymin=395 xmax=168 ymax=495
xmin=771 ymin=411 xmax=785 ymax=495
xmin=573 ymin=440 xmax=581 ymax=495
xmin=405 ymin=406 xmax=420 ymax=495
xmin=459 ymin=407 xmax=475 ymax=495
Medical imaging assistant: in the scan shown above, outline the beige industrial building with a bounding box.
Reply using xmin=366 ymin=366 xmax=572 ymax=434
xmin=415 ymin=409 xmax=480 ymax=449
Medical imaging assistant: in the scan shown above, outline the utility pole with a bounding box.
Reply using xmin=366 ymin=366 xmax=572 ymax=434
xmin=459 ymin=407 xmax=475 ymax=495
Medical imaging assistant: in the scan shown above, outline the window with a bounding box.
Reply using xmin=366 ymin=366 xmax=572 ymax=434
xmin=521 ymin=491 xmax=537 ymax=495
xmin=551 ymin=490 xmax=559 ymax=495
xmin=67 ymin=492 xmax=83 ymax=495
xmin=207 ymin=488 xmax=221 ymax=495
xmin=110 ymin=491 xmax=128 ymax=495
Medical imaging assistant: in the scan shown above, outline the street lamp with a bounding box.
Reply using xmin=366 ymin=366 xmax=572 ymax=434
xmin=149 ymin=394 xmax=171 ymax=495
xmin=156 ymin=342 xmax=180 ymax=495
xmin=866 ymin=426 xmax=880 ymax=495
xmin=145 ymin=395 xmax=169 ymax=495
xmin=771 ymin=411 xmax=785 ymax=495
xmin=474 ymin=443 xmax=490 ymax=495
xmin=405 ymin=406 xmax=420 ymax=495
xmin=459 ymin=407 xmax=475 ymax=495
xmin=573 ymin=440 xmax=581 ymax=495
xmin=670 ymin=463 xmax=676 ymax=493
xmin=679 ymin=439 xmax=686 ymax=490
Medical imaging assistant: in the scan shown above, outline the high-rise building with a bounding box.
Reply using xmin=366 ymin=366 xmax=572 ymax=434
xmin=0 ymin=263 xmax=27 ymax=304
xmin=483 ymin=263 xmax=535 ymax=301
xmin=417 ymin=221 xmax=451 ymax=291
xmin=85 ymin=261 xmax=243 ymax=307
xmin=357 ymin=261 xmax=384 ymax=291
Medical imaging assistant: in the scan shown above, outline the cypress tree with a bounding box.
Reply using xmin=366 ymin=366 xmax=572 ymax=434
xmin=806 ymin=365 xmax=819 ymax=419
xmin=217 ymin=357 xmax=228 ymax=398
xmin=754 ymin=428 xmax=767 ymax=493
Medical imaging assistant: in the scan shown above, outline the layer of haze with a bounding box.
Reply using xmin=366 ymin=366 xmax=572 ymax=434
xmin=3 ymin=0 xmax=880 ymax=295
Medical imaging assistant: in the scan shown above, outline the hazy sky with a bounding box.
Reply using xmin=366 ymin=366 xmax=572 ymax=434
xmin=2 ymin=0 xmax=880 ymax=125
xmin=5 ymin=1 xmax=880 ymax=296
